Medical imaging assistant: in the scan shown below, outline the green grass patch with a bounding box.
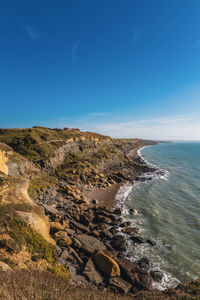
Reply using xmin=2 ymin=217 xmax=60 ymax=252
xmin=0 ymin=205 xmax=57 ymax=264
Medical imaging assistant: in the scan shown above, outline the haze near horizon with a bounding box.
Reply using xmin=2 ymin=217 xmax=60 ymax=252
xmin=1 ymin=0 xmax=200 ymax=140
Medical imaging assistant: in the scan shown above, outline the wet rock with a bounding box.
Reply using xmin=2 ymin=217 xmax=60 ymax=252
xmin=138 ymin=257 xmax=150 ymax=269
xmin=129 ymin=208 xmax=138 ymax=215
xmin=109 ymin=277 xmax=132 ymax=295
xmin=116 ymin=257 xmax=153 ymax=291
xmin=113 ymin=208 xmax=122 ymax=216
xmin=122 ymin=227 xmax=139 ymax=235
xmin=109 ymin=226 xmax=119 ymax=235
xmin=146 ymin=239 xmax=156 ymax=246
xmin=150 ymin=270 xmax=163 ymax=282
xmin=75 ymin=234 xmax=106 ymax=255
xmin=95 ymin=215 xmax=112 ymax=224
xmin=131 ymin=236 xmax=145 ymax=244
xmin=120 ymin=221 xmax=131 ymax=228
xmin=111 ymin=235 xmax=126 ymax=252
xmin=94 ymin=251 xmax=120 ymax=277
xmin=83 ymin=258 xmax=104 ymax=285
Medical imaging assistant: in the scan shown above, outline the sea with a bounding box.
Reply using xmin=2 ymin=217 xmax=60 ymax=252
xmin=116 ymin=142 xmax=200 ymax=290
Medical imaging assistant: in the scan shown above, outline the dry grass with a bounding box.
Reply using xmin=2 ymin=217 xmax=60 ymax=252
xmin=0 ymin=269 xmax=199 ymax=300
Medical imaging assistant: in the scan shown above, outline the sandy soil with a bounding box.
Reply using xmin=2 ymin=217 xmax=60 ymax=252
xmin=83 ymin=183 xmax=123 ymax=208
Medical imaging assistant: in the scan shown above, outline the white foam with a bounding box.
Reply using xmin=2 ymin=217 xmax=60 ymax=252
xmin=115 ymin=182 xmax=133 ymax=208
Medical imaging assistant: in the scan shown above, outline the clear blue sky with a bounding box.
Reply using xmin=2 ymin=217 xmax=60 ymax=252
xmin=1 ymin=0 xmax=200 ymax=139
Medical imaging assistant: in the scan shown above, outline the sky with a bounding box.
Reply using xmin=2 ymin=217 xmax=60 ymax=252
xmin=1 ymin=0 xmax=200 ymax=140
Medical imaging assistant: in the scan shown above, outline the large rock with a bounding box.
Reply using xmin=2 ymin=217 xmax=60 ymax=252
xmin=75 ymin=234 xmax=106 ymax=255
xmin=0 ymin=146 xmax=8 ymax=175
xmin=83 ymin=258 xmax=104 ymax=285
xmin=70 ymin=220 xmax=90 ymax=234
xmin=116 ymin=257 xmax=153 ymax=291
xmin=109 ymin=277 xmax=132 ymax=295
xmin=54 ymin=231 xmax=72 ymax=246
xmin=94 ymin=251 xmax=120 ymax=277
xmin=50 ymin=222 xmax=65 ymax=232
xmin=0 ymin=261 xmax=11 ymax=271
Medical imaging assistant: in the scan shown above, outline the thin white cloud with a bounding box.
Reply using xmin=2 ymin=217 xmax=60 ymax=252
xmin=23 ymin=24 xmax=39 ymax=41
xmin=72 ymin=41 xmax=79 ymax=63
xmin=43 ymin=114 xmax=200 ymax=141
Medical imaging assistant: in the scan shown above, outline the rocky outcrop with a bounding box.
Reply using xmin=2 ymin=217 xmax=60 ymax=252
xmin=0 ymin=143 xmax=9 ymax=175
xmin=94 ymin=251 xmax=121 ymax=277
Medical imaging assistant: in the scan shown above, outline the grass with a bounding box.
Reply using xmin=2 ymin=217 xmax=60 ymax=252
xmin=0 ymin=269 xmax=199 ymax=300
xmin=0 ymin=204 xmax=57 ymax=264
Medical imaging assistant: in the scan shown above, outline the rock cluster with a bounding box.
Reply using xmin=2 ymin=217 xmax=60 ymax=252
xmin=45 ymin=201 xmax=160 ymax=295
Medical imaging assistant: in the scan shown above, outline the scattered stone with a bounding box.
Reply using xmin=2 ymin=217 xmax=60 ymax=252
xmin=113 ymin=208 xmax=122 ymax=216
xmin=116 ymin=258 xmax=153 ymax=291
xmin=122 ymin=227 xmax=139 ymax=235
xmin=70 ymin=220 xmax=90 ymax=234
xmin=129 ymin=208 xmax=138 ymax=215
xmin=94 ymin=251 xmax=120 ymax=277
xmin=146 ymin=239 xmax=156 ymax=246
xmin=60 ymin=249 xmax=69 ymax=260
xmin=150 ymin=270 xmax=163 ymax=282
xmin=109 ymin=277 xmax=132 ymax=295
xmin=75 ymin=234 xmax=106 ymax=255
xmin=83 ymin=258 xmax=104 ymax=285
xmin=111 ymin=235 xmax=126 ymax=251
xmin=54 ymin=231 xmax=72 ymax=246
xmin=55 ymin=245 xmax=62 ymax=255
xmin=138 ymin=257 xmax=150 ymax=269
xmin=120 ymin=221 xmax=131 ymax=228
xmin=131 ymin=236 xmax=145 ymax=244
xmin=50 ymin=222 xmax=65 ymax=233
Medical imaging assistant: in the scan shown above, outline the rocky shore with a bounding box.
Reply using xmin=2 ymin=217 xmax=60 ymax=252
xmin=0 ymin=127 xmax=199 ymax=299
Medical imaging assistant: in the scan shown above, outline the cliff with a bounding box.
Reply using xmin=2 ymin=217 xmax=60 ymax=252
xmin=0 ymin=127 xmax=199 ymax=300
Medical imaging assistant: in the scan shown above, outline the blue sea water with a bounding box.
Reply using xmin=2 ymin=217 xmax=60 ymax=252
xmin=121 ymin=142 xmax=200 ymax=289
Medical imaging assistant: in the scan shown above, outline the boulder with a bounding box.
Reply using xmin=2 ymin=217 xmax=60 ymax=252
xmin=75 ymin=234 xmax=106 ymax=255
xmin=70 ymin=220 xmax=90 ymax=234
xmin=150 ymin=270 xmax=163 ymax=282
xmin=116 ymin=257 xmax=153 ymax=291
xmin=50 ymin=222 xmax=65 ymax=233
xmin=146 ymin=239 xmax=156 ymax=246
xmin=131 ymin=236 xmax=145 ymax=244
xmin=109 ymin=277 xmax=132 ymax=295
xmin=0 ymin=261 xmax=11 ymax=271
xmin=120 ymin=221 xmax=131 ymax=228
xmin=113 ymin=208 xmax=122 ymax=216
xmin=83 ymin=258 xmax=104 ymax=285
xmin=94 ymin=251 xmax=120 ymax=277
xmin=122 ymin=227 xmax=139 ymax=235
xmin=138 ymin=257 xmax=150 ymax=269
xmin=54 ymin=231 xmax=72 ymax=246
xmin=111 ymin=235 xmax=126 ymax=251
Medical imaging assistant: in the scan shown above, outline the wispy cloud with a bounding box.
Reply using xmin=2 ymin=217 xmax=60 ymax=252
xmin=72 ymin=41 xmax=79 ymax=63
xmin=131 ymin=28 xmax=138 ymax=46
xmin=42 ymin=114 xmax=200 ymax=141
xmin=23 ymin=24 xmax=39 ymax=41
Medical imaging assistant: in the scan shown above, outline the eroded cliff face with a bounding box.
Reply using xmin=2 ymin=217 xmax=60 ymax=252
xmin=0 ymin=143 xmax=55 ymax=245
xmin=0 ymin=144 xmax=9 ymax=175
